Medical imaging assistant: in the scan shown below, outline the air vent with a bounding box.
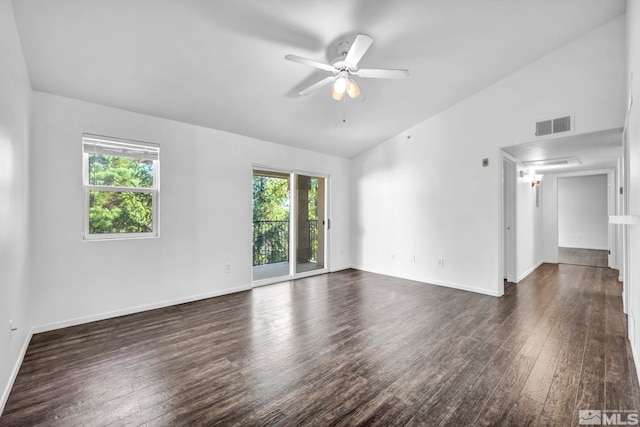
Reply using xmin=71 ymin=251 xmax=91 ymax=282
xmin=535 ymin=115 xmax=572 ymax=137
xmin=553 ymin=116 xmax=571 ymax=133
xmin=535 ymin=120 xmax=553 ymax=137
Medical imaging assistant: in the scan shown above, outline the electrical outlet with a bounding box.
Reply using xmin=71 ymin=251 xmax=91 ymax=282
xmin=225 ymin=263 xmax=231 ymax=273
xmin=391 ymin=253 xmax=396 ymax=261
xmin=411 ymin=255 xmax=416 ymax=263
xmin=437 ymin=258 xmax=445 ymax=268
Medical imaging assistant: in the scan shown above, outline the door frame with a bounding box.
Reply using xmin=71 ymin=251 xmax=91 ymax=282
xmin=502 ymin=156 xmax=518 ymax=285
xmin=607 ymin=170 xmax=617 ymax=270
xmin=622 ymin=122 xmax=631 ymax=315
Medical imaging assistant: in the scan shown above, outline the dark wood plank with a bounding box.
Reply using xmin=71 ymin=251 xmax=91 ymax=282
xmin=537 ymin=321 xmax=588 ymax=426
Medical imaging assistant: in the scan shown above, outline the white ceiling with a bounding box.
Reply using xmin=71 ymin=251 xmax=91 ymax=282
xmin=11 ymin=0 xmax=626 ymax=158
xmin=502 ymin=128 xmax=623 ymax=174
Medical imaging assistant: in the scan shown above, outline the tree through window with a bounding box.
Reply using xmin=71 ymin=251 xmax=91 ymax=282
xmin=82 ymin=134 xmax=159 ymax=240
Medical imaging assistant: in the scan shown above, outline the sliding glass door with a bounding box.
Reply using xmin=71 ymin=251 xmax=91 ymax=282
xmin=252 ymin=170 xmax=290 ymax=281
xmin=295 ymin=175 xmax=325 ymax=275
xmin=252 ymin=168 xmax=328 ymax=284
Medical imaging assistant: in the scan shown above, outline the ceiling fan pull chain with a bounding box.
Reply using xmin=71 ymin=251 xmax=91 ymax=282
xmin=342 ymin=97 xmax=347 ymax=123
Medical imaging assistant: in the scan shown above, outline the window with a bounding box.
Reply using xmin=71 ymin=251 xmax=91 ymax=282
xmin=82 ymin=134 xmax=159 ymax=240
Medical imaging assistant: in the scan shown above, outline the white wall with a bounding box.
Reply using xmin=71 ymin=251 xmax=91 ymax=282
xmin=0 ymin=0 xmax=33 ymax=411
xmin=542 ymin=175 xmax=559 ymax=263
xmin=516 ymin=165 xmax=544 ymax=281
xmin=352 ymin=15 xmax=625 ymax=296
xmin=626 ymin=0 xmax=640 ymax=380
xmin=558 ymin=175 xmax=609 ymax=249
xmin=28 ymin=92 xmax=351 ymax=330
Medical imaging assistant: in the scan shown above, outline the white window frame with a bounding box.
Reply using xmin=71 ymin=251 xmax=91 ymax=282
xmin=82 ymin=134 xmax=160 ymax=241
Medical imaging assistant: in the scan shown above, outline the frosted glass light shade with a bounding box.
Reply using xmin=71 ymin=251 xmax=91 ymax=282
xmin=331 ymin=90 xmax=344 ymax=101
xmin=346 ymin=80 xmax=361 ymax=99
xmin=334 ymin=77 xmax=347 ymax=94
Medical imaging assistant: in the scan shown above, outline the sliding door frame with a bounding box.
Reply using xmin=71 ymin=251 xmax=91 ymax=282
xmin=292 ymin=171 xmax=330 ymax=279
xmin=251 ymin=165 xmax=330 ymax=287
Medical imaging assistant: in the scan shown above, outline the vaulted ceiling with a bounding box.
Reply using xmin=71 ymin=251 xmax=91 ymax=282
xmin=12 ymin=0 xmax=626 ymax=158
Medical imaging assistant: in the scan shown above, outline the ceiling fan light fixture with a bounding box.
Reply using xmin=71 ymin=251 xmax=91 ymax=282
xmin=346 ymin=80 xmax=361 ymax=99
xmin=334 ymin=76 xmax=347 ymax=94
xmin=285 ymin=33 xmax=408 ymax=101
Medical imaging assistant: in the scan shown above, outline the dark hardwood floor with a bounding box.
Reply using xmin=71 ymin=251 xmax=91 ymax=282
xmin=1 ymin=264 xmax=639 ymax=426
xmin=558 ymin=247 xmax=609 ymax=268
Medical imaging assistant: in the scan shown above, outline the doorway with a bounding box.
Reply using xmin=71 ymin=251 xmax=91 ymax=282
xmin=557 ymin=174 xmax=608 ymax=268
xmin=252 ymin=168 xmax=329 ymax=284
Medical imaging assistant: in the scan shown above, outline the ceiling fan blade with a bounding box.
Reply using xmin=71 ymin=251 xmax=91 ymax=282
xmin=285 ymin=54 xmax=337 ymax=73
xmin=299 ymin=76 xmax=337 ymax=95
xmin=356 ymin=68 xmax=409 ymax=79
xmin=344 ymin=34 xmax=374 ymax=68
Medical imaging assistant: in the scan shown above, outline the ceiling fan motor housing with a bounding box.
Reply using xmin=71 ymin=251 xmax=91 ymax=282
xmin=336 ymin=41 xmax=351 ymax=57
xmin=332 ymin=41 xmax=351 ymax=69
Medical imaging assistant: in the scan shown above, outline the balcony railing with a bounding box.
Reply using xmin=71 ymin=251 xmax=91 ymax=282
xmin=253 ymin=220 xmax=289 ymax=266
xmin=253 ymin=219 xmax=318 ymax=266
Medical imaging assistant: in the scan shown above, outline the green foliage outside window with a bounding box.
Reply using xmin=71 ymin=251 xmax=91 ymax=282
xmin=252 ymin=175 xmax=320 ymax=266
xmin=88 ymin=154 xmax=155 ymax=234
xmin=253 ymin=176 xmax=290 ymax=265
xmin=308 ymin=178 xmax=319 ymax=262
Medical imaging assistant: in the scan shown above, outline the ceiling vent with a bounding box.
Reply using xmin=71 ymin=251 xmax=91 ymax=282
xmin=535 ymin=115 xmax=572 ymax=137
xmin=523 ymin=157 xmax=581 ymax=168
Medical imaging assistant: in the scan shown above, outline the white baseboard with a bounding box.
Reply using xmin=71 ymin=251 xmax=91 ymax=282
xmin=329 ymin=265 xmax=353 ymax=273
xmin=32 ymin=284 xmax=253 ymax=334
xmin=351 ymin=265 xmax=502 ymax=297
xmin=31 ymin=267 xmax=358 ymax=335
xmin=517 ymin=260 xmax=544 ymax=283
xmin=1 ymin=327 xmax=33 ymax=415
xmin=542 ymin=259 xmax=558 ymax=264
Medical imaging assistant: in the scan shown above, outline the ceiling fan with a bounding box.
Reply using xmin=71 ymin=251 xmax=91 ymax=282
xmin=285 ymin=34 xmax=409 ymax=101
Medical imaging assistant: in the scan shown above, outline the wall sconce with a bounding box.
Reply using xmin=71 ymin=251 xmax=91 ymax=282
xmin=531 ymin=174 xmax=543 ymax=187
